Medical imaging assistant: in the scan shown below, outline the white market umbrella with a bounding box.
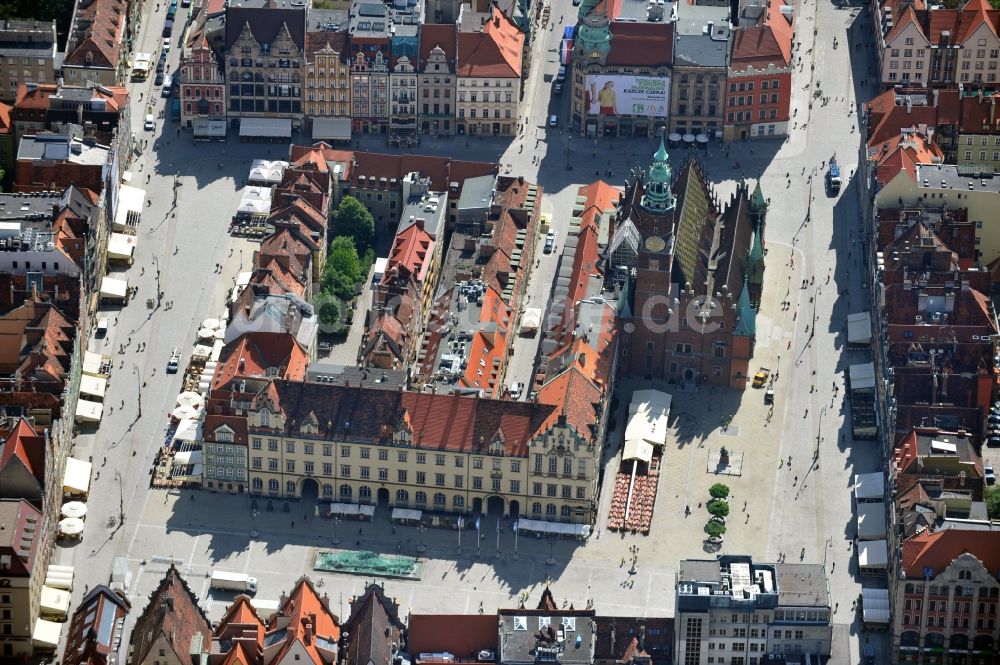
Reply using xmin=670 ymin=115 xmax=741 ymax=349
xmin=197 ymin=327 xmax=215 ymax=339
xmin=61 ymin=502 xmax=87 ymax=518
xmin=213 ymin=328 xmax=226 ymax=340
xmin=172 ymin=404 xmax=198 ymax=420
xmin=202 ymin=318 xmax=221 ymax=330
xmin=175 ymin=391 xmax=204 ymax=409
xmin=58 ymin=517 xmax=85 ymax=536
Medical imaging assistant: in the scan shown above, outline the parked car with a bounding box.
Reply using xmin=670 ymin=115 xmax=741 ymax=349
xmin=556 ymin=65 xmax=567 ymax=81
xmin=154 ymin=71 xmax=164 ymax=85
xmin=986 ymin=463 xmax=996 ymax=485
xmin=144 ymin=114 xmax=155 ymax=131
xmin=162 ymin=38 xmax=171 ymax=53
xmin=548 ymin=114 xmax=558 ymax=127
xmin=553 ymin=82 xmax=563 ymax=95
xmin=162 ymin=20 xmax=173 ymax=37
xmin=161 ymin=74 xmax=173 ymax=97
xmin=509 ymin=382 xmax=523 ymax=399
xmin=543 ymin=229 xmax=555 ymax=253
xmin=166 ymin=348 xmax=181 ymax=373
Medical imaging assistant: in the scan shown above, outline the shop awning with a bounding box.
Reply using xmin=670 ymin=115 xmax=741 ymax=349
xmin=391 ymin=508 xmax=422 ymax=521
xmin=515 ymin=518 xmax=591 ymax=538
xmin=174 ymin=449 xmax=203 ymax=465
xmin=849 ymin=362 xmax=876 ymax=391
xmin=114 ymin=185 xmax=145 ymax=231
xmin=240 ymin=117 xmax=292 ymax=138
xmin=107 ymin=233 xmax=137 ymax=260
xmin=856 ymin=502 xmax=887 ymax=540
xmin=75 ymin=399 xmax=104 ymax=423
xmin=39 ymin=586 xmax=70 ymax=618
xmin=33 ymin=618 xmax=62 ymax=648
xmin=248 ymin=159 xmax=288 ymax=185
xmin=79 ymin=375 xmax=107 ymax=400
xmin=312 ymin=117 xmax=351 ymax=141
xmin=330 ymin=502 xmax=361 ymax=515
xmin=100 ymin=277 xmax=128 ymax=300
xmin=847 ymin=312 xmax=872 ymax=346
xmin=862 ymin=587 xmax=891 ymax=624
xmin=858 ymin=540 xmax=888 ymax=569
xmin=64 ymin=458 xmax=92 ymax=495
xmin=854 ymin=472 xmax=885 ymax=502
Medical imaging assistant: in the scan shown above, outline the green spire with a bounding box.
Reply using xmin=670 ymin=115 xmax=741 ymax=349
xmin=733 ymin=278 xmax=756 ymax=338
xmin=643 ymin=138 xmax=675 ymax=212
xmin=616 ymin=270 xmax=634 ymax=318
xmin=746 ymin=230 xmax=764 ymax=287
xmin=750 ymin=181 xmax=767 ymax=213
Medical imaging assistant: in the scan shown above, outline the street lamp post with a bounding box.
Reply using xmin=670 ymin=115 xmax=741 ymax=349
xmin=331 ymin=516 xmax=340 ymax=545
xmin=546 ymin=536 xmax=555 ymax=566
xmin=417 ymin=525 xmax=426 ymax=553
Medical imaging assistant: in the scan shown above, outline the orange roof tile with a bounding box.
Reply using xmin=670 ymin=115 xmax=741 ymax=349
xmin=536 ymin=365 xmax=603 ymax=444
xmin=212 ymin=332 xmax=310 ymax=391
xmin=731 ymin=0 xmax=793 ymax=67
xmin=267 ymin=578 xmax=340 ymax=665
xmin=0 ymin=417 xmax=45 ymax=484
xmin=63 ymin=0 xmax=128 ymax=69
xmin=902 ymin=528 xmax=1000 ymax=577
xmin=457 ymin=7 xmax=524 ymax=78
xmin=386 ymin=223 xmax=434 ymax=283
xmin=420 ymin=24 xmax=457 ymax=66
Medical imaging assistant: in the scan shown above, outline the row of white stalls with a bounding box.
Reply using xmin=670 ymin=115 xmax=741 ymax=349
xmin=33 ymin=562 xmax=74 ymax=650
xmin=75 ymin=351 xmax=113 ymax=424
xmin=99 ymin=181 xmax=147 ymax=304
xmin=854 ymin=472 xmax=891 ymax=629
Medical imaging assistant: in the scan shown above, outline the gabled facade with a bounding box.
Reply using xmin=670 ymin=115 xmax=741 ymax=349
xmin=62 ymin=0 xmax=129 ymax=86
xmin=418 ymin=25 xmax=458 ymax=135
xmin=180 ymin=21 xmax=226 ymax=129
xmin=304 ymin=31 xmax=351 ymax=121
xmin=126 ymin=565 xmax=213 ymax=665
xmin=456 ymin=7 xmax=524 ymax=137
xmin=350 ymin=49 xmax=390 ymax=134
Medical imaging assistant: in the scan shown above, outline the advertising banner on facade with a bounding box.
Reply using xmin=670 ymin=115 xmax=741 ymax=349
xmin=584 ymin=75 xmax=669 ymax=117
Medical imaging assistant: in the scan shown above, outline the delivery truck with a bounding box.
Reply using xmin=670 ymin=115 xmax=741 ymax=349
xmin=210 ymin=571 xmax=258 ymax=593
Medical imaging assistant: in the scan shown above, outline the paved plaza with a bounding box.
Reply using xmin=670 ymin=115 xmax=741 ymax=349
xmin=50 ymin=0 xmax=889 ymax=662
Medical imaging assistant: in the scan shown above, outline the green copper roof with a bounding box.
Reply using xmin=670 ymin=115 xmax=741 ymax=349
xmin=577 ymin=13 xmax=612 ymax=53
xmin=643 ymin=138 xmax=675 ymax=212
xmin=733 ymin=278 xmax=756 ymax=338
xmin=751 ymin=181 xmax=767 ymax=212
xmin=746 ymin=229 xmax=764 ymax=286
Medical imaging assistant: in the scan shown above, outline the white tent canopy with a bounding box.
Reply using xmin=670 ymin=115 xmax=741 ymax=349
xmin=858 ymin=540 xmax=889 ymax=569
xmin=623 ymin=389 xmax=672 ymax=462
xmin=391 ymin=508 xmax=422 ymax=521
xmin=328 ymin=503 xmax=375 ymax=517
xmin=61 ymin=502 xmax=87 ymax=518
xmin=114 ymin=185 xmax=145 ymax=231
xmin=83 ymin=351 xmax=110 ymax=377
xmin=39 ymin=585 xmax=70 ymax=618
xmin=516 ymin=518 xmax=591 ymax=538
xmin=856 ymin=502 xmax=887 ymax=540
xmin=79 ymin=375 xmax=107 ymax=400
xmin=240 ymin=117 xmax=292 ymax=138
xmin=75 ymin=399 xmax=104 ymax=423
xmin=173 ymin=418 xmax=202 ymax=442
xmin=862 ymin=587 xmax=891 ymax=624
xmin=847 ymin=312 xmax=872 ymax=346
xmin=174 ymin=449 xmax=203 ymax=466
xmin=99 ymin=277 xmax=128 ymax=300
xmin=855 ymin=472 xmax=885 ymax=502
xmin=521 ymin=308 xmax=542 ymax=333
xmin=236 ymin=186 xmax=273 ymax=217
xmin=849 ymin=362 xmax=876 ymax=391
xmin=63 ymin=458 xmax=91 ymax=496
xmin=33 ymin=618 xmax=62 ymax=648
xmin=248 ymin=159 xmax=288 ymax=185
xmin=107 ymin=233 xmax=137 ymax=260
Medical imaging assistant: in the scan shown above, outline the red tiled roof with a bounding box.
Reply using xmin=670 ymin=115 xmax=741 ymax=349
xmin=926 ymin=0 xmax=998 ymax=45
xmin=63 ymin=0 xmax=127 ymax=68
xmin=419 ymin=23 xmax=457 ymax=66
xmin=14 ymin=82 xmax=128 ymax=112
xmin=535 ymin=365 xmax=603 ymax=443
xmin=960 ymin=92 xmax=1000 ymax=134
xmin=457 ymin=7 xmax=524 ymax=78
xmin=129 ymin=566 xmax=212 ymax=665
xmin=386 ymin=223 xmax=434 ymax=283
xmin=902 ymin=529 xmax=1000 ymax=577
xmin=731 ymin=0 xmax=793 ymax=67
xmin=885 ymin=3 xmax=923 ymax=44
xmin=408 ymin=615 xmax=497 ymax=659
xmin=0 ymin=499 xmax=41 ymax=577
xmin=0 ymin=417 xmax=45 ymax=485
xmin=306 ymin=30 xmax=348 ymax=60
xmin=267 ymin=578 xmax=340 ymax=665
xmin=0 ymin=102 xmax=11 ymax=134
xmin=212 ymin=332 xmax=310 ymax=391
xmin=937 ymin=87 xmax=962 ymax=125
xmin=607 ymin=22 xmax=673 ymax=66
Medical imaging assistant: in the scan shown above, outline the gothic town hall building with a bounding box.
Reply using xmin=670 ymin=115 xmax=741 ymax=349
xmin=612 ymin=141 xmax=767 ymax=389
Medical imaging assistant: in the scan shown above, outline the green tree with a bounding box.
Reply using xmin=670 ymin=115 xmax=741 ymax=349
xmin=330 ymin=196 xmax=375 ymax=257
xmin=707 ymin=499 xmax=730 ymax=518
xmin=709 ymin=483 xmax=730 ymax=499
xmin=704 ymin=521 xmax=726 ymax=538
xmin=318 ymin=298 xmax=344 ymax=329
xmin=322 ymin=236 xmax=363 ymax=300
xmin=987 ymin=487 xmax=1000 ymax=520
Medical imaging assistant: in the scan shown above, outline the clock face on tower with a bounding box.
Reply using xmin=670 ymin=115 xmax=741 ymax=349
xmin=644 ymin=235 xmax=666 ymax=253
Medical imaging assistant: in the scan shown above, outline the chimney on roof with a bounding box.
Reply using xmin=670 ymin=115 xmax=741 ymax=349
xmin=303 ymin=617 xmax=313 ymax=645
